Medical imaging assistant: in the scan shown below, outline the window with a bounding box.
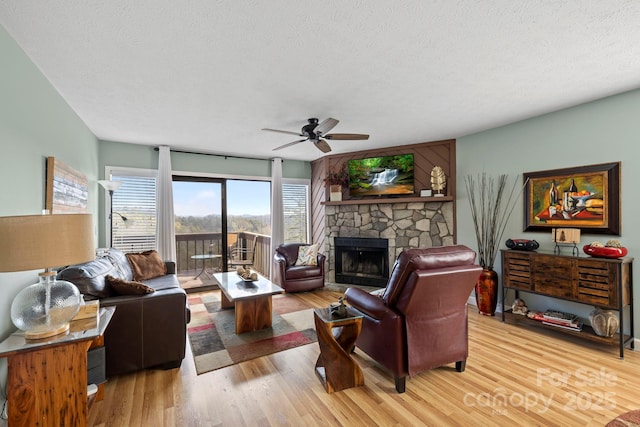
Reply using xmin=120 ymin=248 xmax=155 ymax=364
xmin=103 ymin=167 xmax=310 ymax=253
xmin=106 ymin=168 xmax=157 ymax=252
xmin=282 ymin=181 xmax=309 ymax=243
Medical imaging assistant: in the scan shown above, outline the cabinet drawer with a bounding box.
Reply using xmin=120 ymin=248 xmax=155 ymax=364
xmin=503 ymin=251 xmax=532 ymax=290
xmin=575 ymin=260 xmax=617 ymax=308
xmin=533 ymin=255 xmax=573 ymax=298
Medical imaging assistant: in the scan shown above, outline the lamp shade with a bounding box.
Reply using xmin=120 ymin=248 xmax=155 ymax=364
xmin=98 ymin=180 xmax=122 ymax=192
xmin=0 ymin=213 xmax=95 ymax=339
xmin=0 ymin=213 xmax=95 ymax=272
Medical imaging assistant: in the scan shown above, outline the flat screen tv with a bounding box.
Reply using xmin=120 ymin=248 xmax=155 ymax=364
xmin=348 ymin=154 xmax=414 ymax=197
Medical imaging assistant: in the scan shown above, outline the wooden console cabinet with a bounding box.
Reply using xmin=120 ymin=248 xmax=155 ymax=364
xmin=501 ymin=249 xmax=634 ymax=358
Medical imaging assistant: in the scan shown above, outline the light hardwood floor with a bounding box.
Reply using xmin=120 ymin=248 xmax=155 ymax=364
xmin=88 ymin=289 xmax=638 ymax=426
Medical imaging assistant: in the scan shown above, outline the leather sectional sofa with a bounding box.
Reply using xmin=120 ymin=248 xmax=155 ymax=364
xmin=57 ymin=248 xmax=191 ymax=377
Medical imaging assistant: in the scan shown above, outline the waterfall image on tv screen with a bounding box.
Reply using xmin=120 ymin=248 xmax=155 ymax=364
xmin=348 ymin=154 xmax=414 ymax=197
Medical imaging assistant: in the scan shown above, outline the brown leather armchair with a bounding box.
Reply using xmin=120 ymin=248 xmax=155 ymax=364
xmin=344 ymin=245 xmax=482 ymax=393
xmin=273 ymin=243 xmax=326 ymax=292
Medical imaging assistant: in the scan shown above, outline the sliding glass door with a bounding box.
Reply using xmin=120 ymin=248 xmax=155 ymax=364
xmin=226 ymin=180 xmax=271 ymax=275
xmin=172 ymin=177 xmax=272 ymax=278
xmin=173 ymin=177 xmax=224 ymax=279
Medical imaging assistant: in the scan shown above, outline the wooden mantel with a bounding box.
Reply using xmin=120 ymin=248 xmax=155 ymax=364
xmin=322 ymin=195 xmax=454 ymax=206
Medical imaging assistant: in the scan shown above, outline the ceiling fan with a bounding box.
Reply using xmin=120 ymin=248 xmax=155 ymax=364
xmin=262 ymin=118 xmax=369 ymax=153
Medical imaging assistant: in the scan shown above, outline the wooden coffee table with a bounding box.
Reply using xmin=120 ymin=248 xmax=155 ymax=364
xmin=213 ymin=272 xmax=284 ymax=334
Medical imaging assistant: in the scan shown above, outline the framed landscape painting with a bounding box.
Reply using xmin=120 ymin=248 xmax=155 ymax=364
xmin=45 ymin=157 xmax=88 ymax=214
xmin=523 ymin=162 xmax=620 ymax=235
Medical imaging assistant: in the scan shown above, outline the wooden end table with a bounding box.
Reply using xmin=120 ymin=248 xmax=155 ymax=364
xmin=0 ymin=307 xmax=115 ymax=427
xmin=314 ymin=307 xmax=364 ymax=393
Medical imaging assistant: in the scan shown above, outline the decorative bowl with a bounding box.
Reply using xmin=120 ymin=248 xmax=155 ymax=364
xmin=583 ymin=245 xmax=628 ymax=259
xmin=237 ymin=271 xmax=258 ymax=282
xmin=570 ymin=192 xmax=595 ymax=207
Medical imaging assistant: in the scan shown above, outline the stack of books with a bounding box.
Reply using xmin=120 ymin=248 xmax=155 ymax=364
xmin=527 ymin=310 xmax=583 ymax=331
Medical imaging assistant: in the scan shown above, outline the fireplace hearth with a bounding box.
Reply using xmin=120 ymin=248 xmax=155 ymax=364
xmin=335 ymin=237 xmax=389 ymax=287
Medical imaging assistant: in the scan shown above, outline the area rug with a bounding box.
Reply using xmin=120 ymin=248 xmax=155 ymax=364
xmin=607 ymin=409 xmax=640 ymax=426
xmin=187 ymin=291 xmax=318 ymax=375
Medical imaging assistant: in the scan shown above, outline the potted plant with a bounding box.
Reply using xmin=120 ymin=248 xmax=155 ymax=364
xmin=325 ymin=163 xmax=349 ymax=201
xmin=465 ymin=173 xmax=524 ymax=316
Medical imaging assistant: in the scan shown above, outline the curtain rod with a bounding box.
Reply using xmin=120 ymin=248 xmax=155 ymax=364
xmin=154 ymin=147 xmax=282 ymax=162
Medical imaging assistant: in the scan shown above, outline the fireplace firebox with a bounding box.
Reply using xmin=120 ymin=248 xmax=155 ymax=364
xmin=334 ymin=237 xmax=389 ymax=287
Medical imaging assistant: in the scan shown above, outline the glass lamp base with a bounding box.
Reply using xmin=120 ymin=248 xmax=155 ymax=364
xmin=10 ymin=273 xmax=81 ymax=339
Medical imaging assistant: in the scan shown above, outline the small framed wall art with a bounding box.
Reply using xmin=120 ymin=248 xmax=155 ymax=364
xmin=45 ymin=157 xmax=88 ymax=214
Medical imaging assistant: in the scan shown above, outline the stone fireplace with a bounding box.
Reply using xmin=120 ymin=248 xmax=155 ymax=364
xmin=325 ymin=201 xmax=455 ymax=285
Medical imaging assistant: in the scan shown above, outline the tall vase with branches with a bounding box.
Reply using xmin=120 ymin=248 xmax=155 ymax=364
xmin=465 ymin=173 xmax=525 ymax=316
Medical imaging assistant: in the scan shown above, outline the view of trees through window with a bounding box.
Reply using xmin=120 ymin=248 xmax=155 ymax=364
xmin=174 ymin=213 xmax=270 ymax=235
xmin=173 ymin=179 xmax=271 ymax=235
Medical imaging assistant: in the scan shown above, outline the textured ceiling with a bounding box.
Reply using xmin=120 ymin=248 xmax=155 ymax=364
xmin=2 ymin=1 xmax=640 ymax=161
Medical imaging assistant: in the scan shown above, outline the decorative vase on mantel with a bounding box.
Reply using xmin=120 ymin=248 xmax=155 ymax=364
xmin=329 ymin=185 xmax=342 ymax=202
xmin=475 ymin=268 xmax=498 ymax=316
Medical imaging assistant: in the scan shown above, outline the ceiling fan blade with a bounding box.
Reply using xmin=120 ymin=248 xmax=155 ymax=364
xmin=314 ymin=139 xmax=332 ymax=153
xmin=324 ymin=133 xmax=370 ymax=140
xmin=273 ymin=139 xmax=307 ymax=151
xmin=314 ymin=118 xmax=339 ymax=136
xmin=262 ymin=128 xmax=303 ymax=136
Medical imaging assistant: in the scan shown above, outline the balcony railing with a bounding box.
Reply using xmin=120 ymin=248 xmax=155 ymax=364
xmin=175 ymin=231 xmax=271 ymax=279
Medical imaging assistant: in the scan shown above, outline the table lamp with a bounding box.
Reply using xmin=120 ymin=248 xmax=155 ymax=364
xmin=0 ymin=213 xmax=95 ymax=339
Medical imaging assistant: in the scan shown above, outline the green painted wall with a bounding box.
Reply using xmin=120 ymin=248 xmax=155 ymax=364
xmin=457 ymin=89 xmax=640 ymax=331
xmin=0 ymin=24 xmax=99 ymax=366
xmin=98 ymin=141 xmax=311 ymax=179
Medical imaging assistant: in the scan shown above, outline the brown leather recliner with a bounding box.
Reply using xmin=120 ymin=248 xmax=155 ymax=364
xmin=344 ymin=245 xmax=482 ymax=393
xmin=273 ymin=243 xmax=326 ymax=292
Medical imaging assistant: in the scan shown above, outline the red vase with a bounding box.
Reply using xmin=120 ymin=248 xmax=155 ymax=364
xmin=475 ymin=268 xmax=498 ymax=316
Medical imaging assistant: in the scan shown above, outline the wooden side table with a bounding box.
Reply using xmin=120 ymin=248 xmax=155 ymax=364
xmin=0 ymin=307 xmax=115 ymax=427
xmin=314 ymin=307 xmax=364 ymax=393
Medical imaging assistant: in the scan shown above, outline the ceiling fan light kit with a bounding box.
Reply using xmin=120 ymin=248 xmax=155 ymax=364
xmin=263 ymin=117 xmax=369 ymax=153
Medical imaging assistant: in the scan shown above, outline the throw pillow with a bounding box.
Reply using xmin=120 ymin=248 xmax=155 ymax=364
xmin=57 ymin=258 xmax=116 ymax=299
xmin=105 ymin=275 xmax=155 ymax=295
xmin=370 ymin=288 xmax=385 ymax=298
xmin=295 ymin=244 xmax=319 ymax=266
xmin=125 ymin=250 xmax=167 ymax=281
